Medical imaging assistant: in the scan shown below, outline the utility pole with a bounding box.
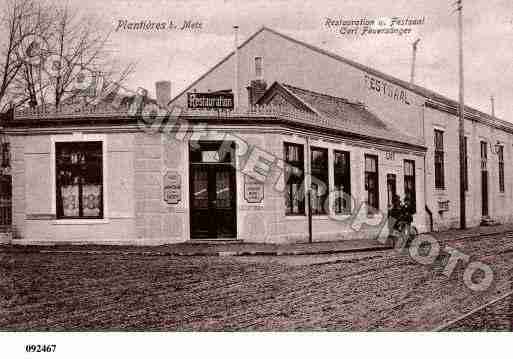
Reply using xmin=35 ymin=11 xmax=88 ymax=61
xmin=306 ymin=136 xmax=313 ymax=243
xmin=456 ymin=0 xmax=466 ymax=229
xmin=410 ymin=38 xmax=420 ymax=84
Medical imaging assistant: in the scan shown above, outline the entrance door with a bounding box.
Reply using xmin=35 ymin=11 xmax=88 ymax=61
xmin=481 ymin=170 xmax=489 ymax=217
xmin=189 ymin=142 xmax=236 ymax=239
xmin=387 ymin=174 xmax=397 ymax=210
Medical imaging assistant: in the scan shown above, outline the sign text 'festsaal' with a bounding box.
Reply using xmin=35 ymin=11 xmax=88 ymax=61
xmin=363 ymin=74 xmax=411 ymax=105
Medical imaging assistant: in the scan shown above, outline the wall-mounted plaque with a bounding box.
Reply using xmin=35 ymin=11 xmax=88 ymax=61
xmin=385 ymin=151 xmax=395 ymax=161
xmin=164 ymin=171 xmax=181 ymax=204
xmin=244 ymin=176 xmax=264 ymax=203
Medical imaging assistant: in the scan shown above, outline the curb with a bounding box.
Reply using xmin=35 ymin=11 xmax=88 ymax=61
xmin=26 ymin=244 xmax=393 ymax=257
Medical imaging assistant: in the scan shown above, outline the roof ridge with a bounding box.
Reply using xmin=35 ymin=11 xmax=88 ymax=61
xmin=262 ymin=26 xmax=509 ymax=124
xmin=282 ymin=83 xmax=363 ymax=107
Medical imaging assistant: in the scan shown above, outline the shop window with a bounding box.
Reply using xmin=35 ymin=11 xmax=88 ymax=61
xmin=333 ymin=150 xmax=351 ymax=214
xmin=434 ymin=130 xmax=445 ymax=189
xmin=310 ymin=147 xmax=329 ymax=215
xmin=284 ymin=142 xmax=305 ymax=215
xmin=498 ymin=145 xmax=505 ymax=193
xmin=55 ymin=141 xmax=103 ymax=219
xmin=404 ymin=160 xmax=416 ymax=213
xmin=364 ymin=154 xmax=379 ymax=213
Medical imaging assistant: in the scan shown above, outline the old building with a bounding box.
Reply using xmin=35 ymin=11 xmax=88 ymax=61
xmin=169 ymin=26 xmax=513 ymax=232
xmin=0 ymin=26 xmax=510 ymax=244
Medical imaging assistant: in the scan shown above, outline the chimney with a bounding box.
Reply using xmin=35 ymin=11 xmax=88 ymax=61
xmin=410 ymin=38 xmax=420 ymax=85
xmin=156 ymin=81 xmax=172 ymax=107
xmin=491 ymin=95 xmax=495 ymax=118
xmin=246 ymin=79 xmax=267 ymax=106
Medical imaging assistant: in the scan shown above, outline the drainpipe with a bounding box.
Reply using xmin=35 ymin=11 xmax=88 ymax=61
xmin=422 ymin=103 xmax=433 ymax=232
xmin=233 ymin=25 xmax=239 ymax=110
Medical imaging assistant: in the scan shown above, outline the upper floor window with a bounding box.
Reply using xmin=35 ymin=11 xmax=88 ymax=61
xmin=284 ymin=142 xmax=305 ymax=215
xmin=55 ymin=141 xmax=103 ymax=219
xmin=434 ymin=130 xmax=445 ymax=189
xmin=255 ymin=56 xmax=263 ymax=79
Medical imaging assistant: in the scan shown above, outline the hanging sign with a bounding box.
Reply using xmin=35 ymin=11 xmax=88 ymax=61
xmin=164 ymin=171 xmax=181 ymax=204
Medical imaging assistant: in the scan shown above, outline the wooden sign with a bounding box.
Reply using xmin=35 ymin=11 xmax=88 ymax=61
xmin=164 ymin=171 xmax=181 ymax=204
xmin=244 ymin=176 xmax=264 ymax=203
xmin=187 ymin=92 xmax=234 ymax=109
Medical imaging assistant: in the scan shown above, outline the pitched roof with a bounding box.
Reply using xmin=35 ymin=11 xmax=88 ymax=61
xmin=258 ymin=82 xmax=424 ymax=147
xmin=169 ymin=26 xmax=510 ymax=130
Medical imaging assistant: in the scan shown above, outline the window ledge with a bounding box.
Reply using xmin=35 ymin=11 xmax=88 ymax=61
xmin=52 ymin=218 xmax=110 ymax=225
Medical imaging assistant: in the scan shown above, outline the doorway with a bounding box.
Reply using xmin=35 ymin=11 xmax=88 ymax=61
xmin=481 ymin=170 xmax=489 ymax=217
xmin=480 ymin=141 xmax=489 ymax=217
xmin=189 ymin=141 xmax=237 ymax=239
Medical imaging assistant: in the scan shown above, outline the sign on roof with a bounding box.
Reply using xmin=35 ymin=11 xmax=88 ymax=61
xmin=187 ymin=92 xmax=234 ymax=109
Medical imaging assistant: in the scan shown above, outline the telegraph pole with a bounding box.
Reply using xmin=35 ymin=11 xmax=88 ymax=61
xmin=410 ymin=38 xmax=420 ymax=84
xmin=456 ymin=0 xmax=466 ymax=229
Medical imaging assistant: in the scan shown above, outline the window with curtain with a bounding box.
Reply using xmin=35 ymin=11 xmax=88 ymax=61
xmin=284 ymin=142 xmax=305 ymax=215
xmin=333 ymin=150 xmax=351 ymax=214
xmin=56 ymin=141 xmax=103 ymax=219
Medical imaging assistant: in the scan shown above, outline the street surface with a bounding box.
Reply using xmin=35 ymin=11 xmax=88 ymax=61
xmin=1 ymin=231 xmax=512 ymax=330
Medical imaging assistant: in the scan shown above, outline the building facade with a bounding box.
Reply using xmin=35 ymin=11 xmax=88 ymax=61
xmin=0 ymin=26 xmax=510 ymax=245
xmin=169 ymin=26 xmax=513 ymax=232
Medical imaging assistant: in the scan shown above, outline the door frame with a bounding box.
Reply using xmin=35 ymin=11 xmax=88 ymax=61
xmin=188 ymin=141 xmax=238 ymax=240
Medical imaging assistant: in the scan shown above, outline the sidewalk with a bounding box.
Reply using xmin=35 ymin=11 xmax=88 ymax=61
xmin=427 ymin=223 xmax=513 ymax=243
xmin=4 ymin=223 xmax=513 ymax=257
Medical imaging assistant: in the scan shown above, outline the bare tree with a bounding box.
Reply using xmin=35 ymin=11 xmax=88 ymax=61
xmin=42 ymin=3 xmax=135 ymax=108
xmin=0 ymin=0 xmax=48 ymax=111
xmin=1 ymin=0 xmax=136 ymax=110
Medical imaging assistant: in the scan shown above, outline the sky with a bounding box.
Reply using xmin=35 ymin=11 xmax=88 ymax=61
xmin=6 ymin=0 xmax=513 ymax=120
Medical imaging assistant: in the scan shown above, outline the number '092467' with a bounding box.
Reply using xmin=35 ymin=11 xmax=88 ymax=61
xmin=25 ymin=344 xmax=56 ymax=353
